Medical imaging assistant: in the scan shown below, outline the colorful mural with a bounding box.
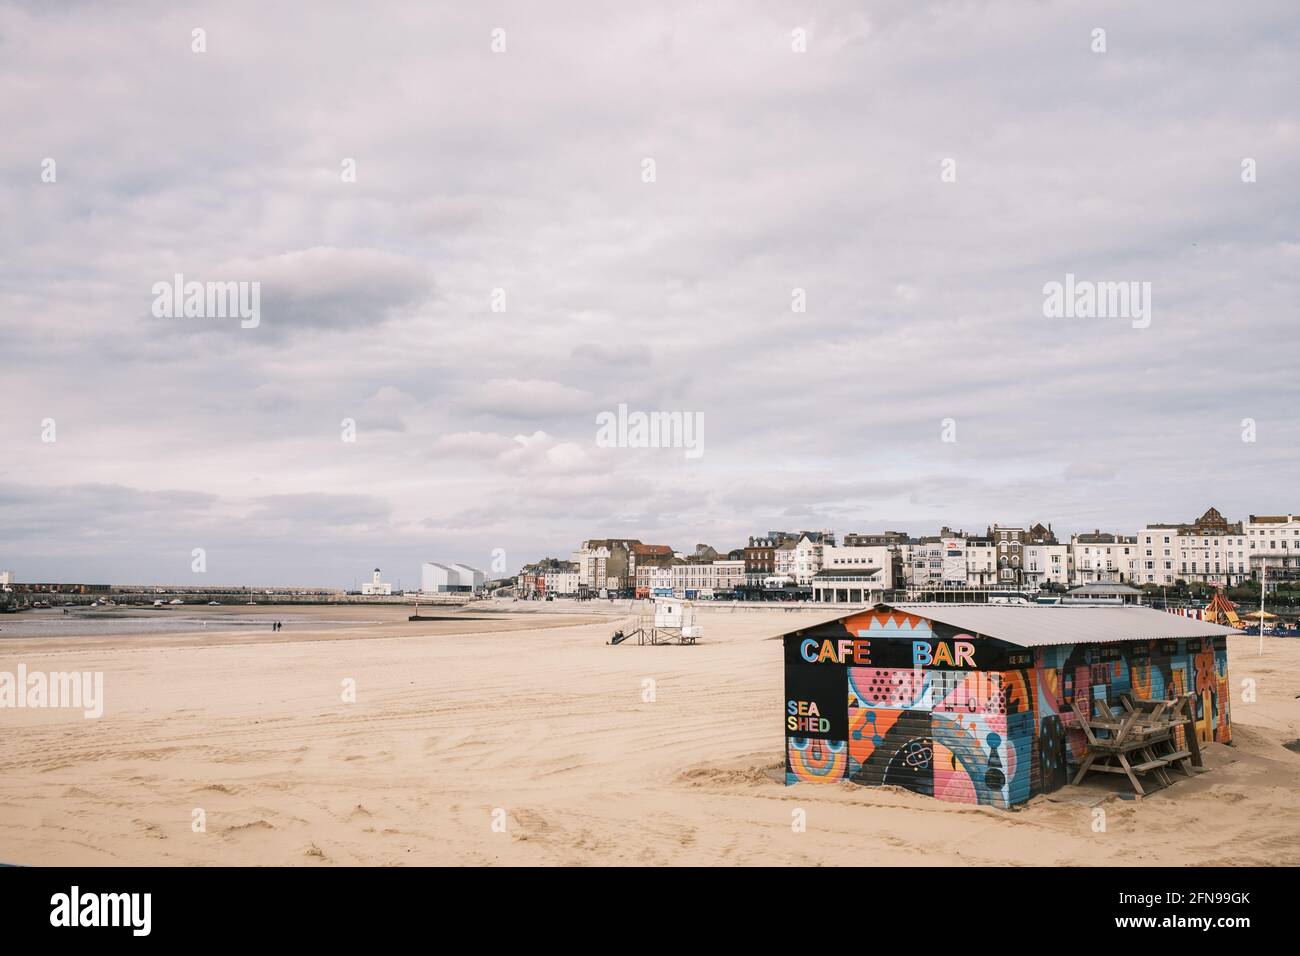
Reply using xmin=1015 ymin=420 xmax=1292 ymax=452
xmin=784 ymin=615 xmax=1233 ymax=807
xmin=788 ymin=737 xmax=847 ymax=782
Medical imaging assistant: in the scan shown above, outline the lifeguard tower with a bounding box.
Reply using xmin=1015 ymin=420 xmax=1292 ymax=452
xmin=609 ymin=597 xmax=702 ymax=645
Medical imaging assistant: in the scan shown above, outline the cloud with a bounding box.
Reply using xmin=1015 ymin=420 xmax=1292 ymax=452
xmin=457 ymin=380 xmax=595 ymax=420
xmin=498 ymin=431 xmax=590 ymax=473
xmin=1063 ymin=462 xmax=1120 ymax=483
xmin=2 ymin=0 xmax=1298 ymax=585
xmin=431 ymin=431 xmax=518 ymax=458
xmin=222 ymin=246 xmax=433 ymax=336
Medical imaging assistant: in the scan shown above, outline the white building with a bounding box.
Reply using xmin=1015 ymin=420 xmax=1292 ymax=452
xmin=665 ymin=559 xmax=746 ymax=597
xmin=1137 ymin=508 xmax=1247 ymax=587
xmin=774 ymin=540 xmax=798 ymax=582
xmin=542 ymin=570 xmax=580 ymax=596
xmin=791 ymin=534 xmax=826 ymax=585
xmin=940 ymin=537 xmax=968 ymax=586
xmin=422 ymin=562 xmax=467 ymax=593
xmin=903 ymin=530 xmax=1013 ymax=590
xmin=904 ymin=535 xmax=977 ymax=587
xmin=908 ymin=539 xmax=942 ymax=586
xmin=672 ymin=561 xmax=714 ymax=595
xmin=811 ymin=566 xmax=887 ymax=603
xmin=1245 ymin=513 xmax=1300 ymax=590
xmin=965 ymin=538 xmax=997 ymax=587
xmin=821 ymin=545 xmax=895 ymax=590
xmin=811 ymin=568 xmax=886 ymax=603
xmin=635 ymin=562 xmax=676 ymax=594
xmin=572 ymin=544 xmax=612 ymax=590
xmin=712 ymin=559 xmax=746 ymax=590
xmin=449 ymin=563 xmax=486 ymax=591
xmin=0 ymin=570 xmax=12 ymax=588
xmin=1023 ymin=542 xmax=1070 ymax=587
xmin=771 ymin=532 xmax=834 ymax=586
xmin=361 ymin=567 xmax=392 ymax=595
xmin=1070 ymin=532 xmax=1138 ymax=585
xmin=791 ymin=533 xmax=838 ymax=585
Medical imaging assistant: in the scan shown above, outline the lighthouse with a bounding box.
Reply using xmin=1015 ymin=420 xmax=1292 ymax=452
xmin=361 ymin=567 xmax=392 ymax=596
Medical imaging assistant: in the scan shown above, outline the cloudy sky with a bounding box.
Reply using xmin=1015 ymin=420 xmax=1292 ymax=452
xmin=2 ymin=1 xmax=1298 ymax=587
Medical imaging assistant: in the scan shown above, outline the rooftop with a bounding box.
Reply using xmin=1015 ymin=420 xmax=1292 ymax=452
xmin=1066 ymin=582 xmax=1143 ymax=595
xmin=885 ymin=602 xmax=1239 ymax=647
xmin=777 ymin=602 xmax=1244 ymax=647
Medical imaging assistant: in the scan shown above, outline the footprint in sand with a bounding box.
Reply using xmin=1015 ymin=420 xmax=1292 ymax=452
xmin=222 ymin=819 xmax=274 ymax=835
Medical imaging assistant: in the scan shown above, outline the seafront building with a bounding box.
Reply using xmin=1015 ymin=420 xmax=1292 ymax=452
xmin=1023 ymin=524 xmax=1069 ymax=588
xmin=743 ymin=535 xmax=784 ymax=589
xmin=1069 ymin=531 xmax=1139 ymax=584
xmin=1137 ymin=507 xmax=1248 ymax=588
xmin=518 ymin=558 xmax=579 ymax=597
xmin=571 ymin=538 xmax=674 ymax=593
xmin=360 ymin=568 xmax=393 ymax=595
xmin=421 ymin=561 xmax=485 ymax=594
xmin=1244 ymin=513 xmax=1300 ymax=591
xmin=810 ymin=565 xmax=887 ymax=603
xmin=522 ymin=505 xmax=1292 ymax=600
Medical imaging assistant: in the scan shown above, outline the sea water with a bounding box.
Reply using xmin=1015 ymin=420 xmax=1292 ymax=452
xmin=0 ymin=608 xmax=376 ymax=639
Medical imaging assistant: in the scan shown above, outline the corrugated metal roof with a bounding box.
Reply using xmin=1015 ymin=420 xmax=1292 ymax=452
xmin=1066 ymin=582 xmax=1142 ymax=595
xmin=885 ymin=602 xmax=1241 ymax=647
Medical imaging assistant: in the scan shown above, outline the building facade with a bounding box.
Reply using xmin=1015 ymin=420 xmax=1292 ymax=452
xmin=1245 ymin=513 xmax=1300 ymax=591
xmin=1137 ymin=508 xmax=1247 ymax=587
xmin=1023 ymin=541 xmax=1070 ymax=588
xmin=1070 ymin=532 xmax=1138 ymax=585
xmin=821 ymin=545 xmax=896 ymax=590
xmin=572 ymin=539 xmax=646 ymax=592
xmin=361 ymin=568 xmax=392 ymax=595
xmin=965 ymin=536 xmax=997 ymax=587
xmin=989 ymin=525 xmax=1026 ymax=585
xmin=422 ymin=562 xmax=465 ymax=593
xmin=781 ymin=603 xmax=1233 ymax=808
xmin=542 ymin=569 xmax=580 ymax=596
xmin=744 ymin=534 xmax=791 ymax=589
xmin=810 ymin=567 xmax=886 ymax=603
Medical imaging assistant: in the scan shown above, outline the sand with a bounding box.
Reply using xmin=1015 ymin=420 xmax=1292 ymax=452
xmin=1 ymin=602 xmax=1298 ymax=866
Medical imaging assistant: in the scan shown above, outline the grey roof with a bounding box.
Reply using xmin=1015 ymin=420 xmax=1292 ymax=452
xmin=884 ymin=602 xmax=1241 ymax=647
xmin=1067 ymin=582 xmax=1142 ymax=595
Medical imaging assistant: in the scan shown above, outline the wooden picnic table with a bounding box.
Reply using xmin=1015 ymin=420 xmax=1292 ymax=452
xmin=1120 ymin=691 xmax=1203 ymax=768
xmin=1069 ymin=695 xmax=1196 ymax=796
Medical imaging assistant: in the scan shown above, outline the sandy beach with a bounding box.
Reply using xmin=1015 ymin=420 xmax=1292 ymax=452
xmin=1 ymin=602 xmax=1298 ymax=866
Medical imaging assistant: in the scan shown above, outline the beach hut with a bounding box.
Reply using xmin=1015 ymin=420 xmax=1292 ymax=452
xmin=782 ymin=602 xmax=1236 ymax=808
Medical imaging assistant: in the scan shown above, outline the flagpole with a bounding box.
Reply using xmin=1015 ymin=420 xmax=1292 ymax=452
xmin=1259 ymin=556 xmax=1266 ymax=656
